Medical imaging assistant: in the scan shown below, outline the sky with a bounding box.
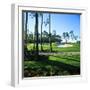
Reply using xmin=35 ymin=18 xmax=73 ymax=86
xmin=51 ymin=13 xmax=80 ymax=37
xmin=24 ymin=12 xmax=80 ymax=39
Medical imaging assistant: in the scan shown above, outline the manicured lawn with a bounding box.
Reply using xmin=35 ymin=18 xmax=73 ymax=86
xmin=24 ymin=43 xmax=80 ymax=77
xmin=27 ymin=43 xmax=80 ymax=52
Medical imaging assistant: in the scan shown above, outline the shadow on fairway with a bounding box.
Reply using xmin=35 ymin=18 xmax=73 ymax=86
xmin=38 ymin=55 xmax=80 ymax=74
xmin=24 ymin=50 xmax=80 ymax=77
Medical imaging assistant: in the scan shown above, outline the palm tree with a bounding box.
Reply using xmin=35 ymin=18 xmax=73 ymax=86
xmin=40 ymin=13 xmax=43 ymax=51
xmin=49 ymin=14 xmax=52 ymax=52
xmin=35 ymin=12 xmax=39 ymax=57
xmin=25 ymin=12 xmax=28 ymax=44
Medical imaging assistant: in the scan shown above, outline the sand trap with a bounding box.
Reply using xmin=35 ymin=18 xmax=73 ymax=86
xmin=57 ymin=44 xmax=73 ymax=48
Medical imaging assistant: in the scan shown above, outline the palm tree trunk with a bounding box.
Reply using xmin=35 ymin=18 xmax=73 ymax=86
xmin=35 ymin=13 xmax=39 ymax=57
xmin=40 ymin=14 xmax=43 ymax=51
xmin=33 ymin=31 xmax=35 ymax=50
xmin=25 ymin=12 xmax=28 ymax=44
xmin=49 ymin=14 xmax=52 ymax=52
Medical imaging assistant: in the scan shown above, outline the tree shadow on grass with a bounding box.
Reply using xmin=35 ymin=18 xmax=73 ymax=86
xmin=38 ymin=55 xmax=80 ymax=74
xmin=24 ymin=54 xmax=80 ymax=76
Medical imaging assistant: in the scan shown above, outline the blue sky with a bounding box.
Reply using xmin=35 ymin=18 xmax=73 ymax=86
xmin=51 ymin=13 xmax=80 ymax=37
xmin=26 ymin=12 xmax=80 ymax=39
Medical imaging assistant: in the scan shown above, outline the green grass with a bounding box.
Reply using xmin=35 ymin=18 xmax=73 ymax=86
xmin=24 ymin=54 xmax=80 ymax=77
xmin=24 ymin=43 xmax=80 ymax=77
xmin=27 ymin=43 xmax=80 ymax=52
xmin=49 ymin=54 xmax=80 ymax=67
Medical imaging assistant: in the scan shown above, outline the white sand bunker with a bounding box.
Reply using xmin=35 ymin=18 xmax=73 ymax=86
xmin=57 ymin=44 xmax=73 ymax=48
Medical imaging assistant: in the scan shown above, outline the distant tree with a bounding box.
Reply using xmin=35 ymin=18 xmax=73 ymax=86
xmin=52 ymin=30 xmax=56 ymax=36
xmin=43 ymin=30 xmax=48 ymax=37
xmin=63 ymin=32 xmax=69 ymax=43
xmin=69 ymin=30 xmax=75 ymax=40
xmin=42 ymin=30 xmax=49 ymax=43
xmin=74 ymin=35 xmax=78 ymax=40
xmin=55 ymin=35 xmax=62 ymax=44
xmin=66 ymin=32 xmax=69 ymax=40
xmin=51 ymin=30 xmax=62 ymax=43
xmin=51 ymin=30 xmax=56 ymax=42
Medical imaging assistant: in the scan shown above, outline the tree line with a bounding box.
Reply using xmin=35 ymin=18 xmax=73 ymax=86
xmin=23 ymin=11 xmax=80 ymax=57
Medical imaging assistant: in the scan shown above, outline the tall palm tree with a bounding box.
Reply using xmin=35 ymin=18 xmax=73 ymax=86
xmin=35 ymin=12 xmax=39 ymax=57
xmin=25 ymin=12 xmax=28 ymax=44
xmin=40 ymin=13 xmax=43 ymax=51
xmin=49 ymin=14 xmax=52 ymax=52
